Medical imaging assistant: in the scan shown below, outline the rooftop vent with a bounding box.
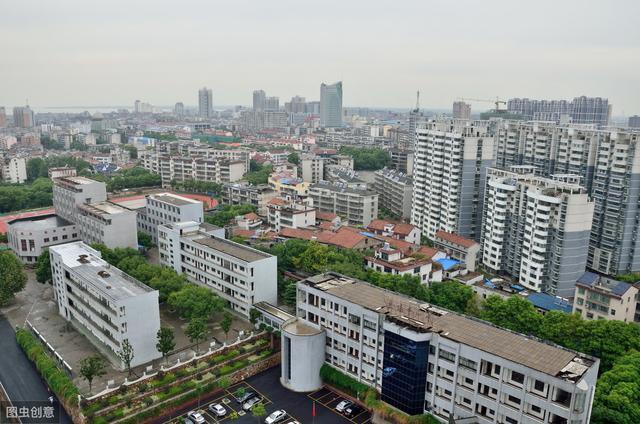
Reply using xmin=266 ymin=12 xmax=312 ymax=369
xmin=77 ymin=254 xmax=90 ymax=264
xmin=98 ymin=270 xmax=110 ymax=278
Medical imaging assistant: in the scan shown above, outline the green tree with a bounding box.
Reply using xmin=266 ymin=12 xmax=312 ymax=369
xmin=118 ymin=340 xmax=135 ymax=377
xmin=35 ymin=249 xmax=52 ymax=284
xmin=480 ymin=295 xmax=542 ymax=335
xmin=205 ymin=204 xmax=257 ymax=227
xmin=186 ymin=318 xmax=208 ymax=354
xmin=338 ymin=146 xmax=390 ymax=170
xmin=244 ymin=164 xmax=272 ymax=185
xmin=592 ymin=350 xmax=640 ymax=424
xmin=0 ymin=252 xmax=27 ymax=306
xmin=79 ymin=355 xmax=107 ymax=394
xmin=292 ymin=242 xmax=330 ymax=274
xmin=249 ymin=308 xmax=261 ymax=326
xmin=287 ymin=152 xmax=299 ymax=165
xmin=221 ymin=312 xmax=233 ymax=341
xmin=137 ymin=232 xmax=153 ymax=249
xmin=155 ymin=327 xmax=176 ymax=364
xmin=282 ymin=280 xmax=298 ymax=307
xmin=168 ymin=284 xmax=226 ymax=320
xmin=424 ymin=282 xmax=477 ymax=314
xmin=251 ymin=403 xmax=267 ymax=422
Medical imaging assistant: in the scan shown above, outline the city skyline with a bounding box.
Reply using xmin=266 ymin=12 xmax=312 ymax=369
xmin=1 ymin=0 xmax=639 ymax=114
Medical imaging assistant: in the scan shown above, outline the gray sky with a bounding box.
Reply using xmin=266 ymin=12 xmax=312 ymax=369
xmin=1 ymin=0 xmax=638 ymax=114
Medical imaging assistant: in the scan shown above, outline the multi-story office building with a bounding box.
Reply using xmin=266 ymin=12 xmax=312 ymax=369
xmin=137 ymin=193 xmax=203 ymax=244
xmin=12 ymin=106 xmax=35 ymax=128
xmin=573 ymin=272 xmax=638 ymax=323
xmin=50 ymin=242 xmax=161 ymax=368
xmin=0 ymin=107 xmax=6 ymax=127
xmin=7 ymin=214 xmax=79 ymax=263
xmin=198 ymin=87 xmax=213 ymax=118
xmin=507 ymin=97 xmax=610 ymax=126
xmin=412 ymin=120 xmax=494 ymax=241
xmin=1 ymin=156 xmax=27 ymax=183
xmin=267 ymin=197 xmax=316 ymax=232
xmin=629 ymin=115 xmax=640 ymax=128
xmin=309 ymin=181 xmax=378 ymax=227
xmin=253 ymin=90 xmax=266 ymax=111
xmin=320 ymin=81 xmax=343 ymax=128
xmin=300 ymin=154 xmax=325 ymax=183
xmin=140 ymin=152 xmax=245 ymax=187
xmin=373 ymin=168 xmax=413 ymax=220
xmin=52 ymin=176 xmax=138 ymax=248
xmin=285 ymin=95 xmax=307 ymax=114
xmin=292 ymin=272 xmax=599 ymax=422
xmin=158 ymin=221 xmax=277 ymax=318
xmin=433 ymin=230 xmax=480 ymax=272
xmin=174 ymin=102 xmax=184 ymax=116
xmin=222 ymin=183 xmax=277 ymax=215
xmin=452 ymin=101 xmax=471 ymax=120
xmin=481 ymin=167 xmax=594 ymax=296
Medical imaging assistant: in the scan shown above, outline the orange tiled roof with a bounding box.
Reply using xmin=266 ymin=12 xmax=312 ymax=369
xmin=435 ymin=230 xmax=478 ymax=249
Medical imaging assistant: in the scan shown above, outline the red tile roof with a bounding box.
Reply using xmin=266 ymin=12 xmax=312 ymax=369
xmin=418 ymin=246 xmax=440 ymax=258
xmin=394 ymin=223 xmax=417 ymax=236
xmin=267 ymin=198 xmax=287 ymax=206
xmin=435 ymin=230 xmax=478 ymax=249
xmin=366 ymin=219 xmax=390 ymax=231
xmin=316 ymin=211 xmax=338 ymax=221
xmin=243 ymin=213 xmax=260 ymax=221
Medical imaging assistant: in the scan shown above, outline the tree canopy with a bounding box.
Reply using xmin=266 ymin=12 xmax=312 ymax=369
xmin=0 ymin=252 xmax=27 ymax=306
xmin=205 ymin=204 xmax=257 ymax=227
xmin=244 ymin=163 xmax=272 ymax=185
xmin=338 ymin=146 xmax=390 ymax=170
xmin=36 ymin=249 xmax=52 ymax=284
xmin=592 ymin=350 xmax=640 ymax=424
xmin=168 ymin=284 xmax=226 ymax=320
xmin=0 ymin=178 xmax=53 ymax=213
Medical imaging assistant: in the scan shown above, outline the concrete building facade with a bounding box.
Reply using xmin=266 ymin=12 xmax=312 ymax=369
xmin=573 ymin=272 xmax=638 ymax=323
xmin=7 ymin=214 xmax=79 ymax=263
xmin=137 ymin=193 xmax=203 ymax=244
xmin=373 ymin=167 xmax=413 ymax=220
xmin=309 ymin=181 xmax=378 ymax=227
xmin=320 ymin=81 xmax=343 ymax=128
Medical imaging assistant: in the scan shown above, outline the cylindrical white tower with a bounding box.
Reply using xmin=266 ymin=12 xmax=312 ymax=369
xmin=280 ymin=318 xmax=325 ymax=392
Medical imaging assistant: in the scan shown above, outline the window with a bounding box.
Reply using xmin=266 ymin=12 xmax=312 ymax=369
xmin=439 ymin=349 xmax=456 ymax=362
xmin=510 ymin=370 xmax=525 ymax=386
xmin=459 ymin=357 xmax=477 ymax=371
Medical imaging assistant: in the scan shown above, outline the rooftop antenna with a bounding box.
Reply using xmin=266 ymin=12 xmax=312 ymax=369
xmin=415 ymin=91 xmax=420 ymax=111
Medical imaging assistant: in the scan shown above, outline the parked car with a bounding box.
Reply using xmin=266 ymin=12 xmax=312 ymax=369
xmin=183 ymin=419 xmax=193 ymax=424
xmin=237 ymin=391 xmax=256 ymax=403
xmin=335 ymin=399 xmax=353 ymax=413
xmin=186 ymin=411 xmax=206 ymax=424
xmin=344 ymin=404 xmax=364 ymax=418
xmin=243 ymin=396 xmax=262 ymax=411
xmin=264 ymin=409 xmax=287 ymax=424
xmin=209 ymin=403 xmax=227 ymax=417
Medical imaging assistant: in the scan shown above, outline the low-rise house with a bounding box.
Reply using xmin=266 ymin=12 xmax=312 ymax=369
xmin=433 ymin=230 xmax=481 ymax=272
xmin=236 ymin=212 xmax=263 ymax=230
xmin=573 ymin=272 xmax=638 ymax=323
xmin=365 ymin=243 xmax=440 ymax=284
xmin=366 ymin=219 xmax=420 ymax=245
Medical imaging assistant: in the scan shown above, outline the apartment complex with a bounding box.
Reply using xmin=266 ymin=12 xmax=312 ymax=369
xmin=452 ymin=101 xmax=471 ymax=120
xmin=309 ymin=181 xmax=378 ymax=227
xmin=481 ymin=167 xmax=594 ymax=297
xmin=573 ymin=272 xmax=638 ymax=323
xmin=506 ymin=96 xmax=610 ymax=126
xmin=49 ymin=242 xmax=161 ymax=368
xmin=137 ymin=193 xmax=203 ymax=244
xmin=140 ymin=152 xmax=245 ymax=187
xmin=412 ymin=120 xmax=494 ymax=240
xmin=52 ymin=176 xmax=138 ymax=248
xmin=158 ymin=221 xmax=277 ymax=318
xmin=389 ymin=149 xmax=414 ymax=175
xmin=7 ymin=214 xmax=79 ymax=263
xmin=493 ymin=121 xmax=640 ymax=276
xmin=221 ymin=183 xmax=277 ymax=215
xmin=293 ymin=273 xmax=598 ymax=422
xmin=267 ymin=198 xmax=316 ymax=232
xmin=198 ymin=87 xmax=213 ymax=118
xmin=300 ymin=154 xmax=325 ymax=183
xmin=373 ymin=167 xmax=413 ymax=220
xmin=1 ymin=156 xmax=27 ymax=183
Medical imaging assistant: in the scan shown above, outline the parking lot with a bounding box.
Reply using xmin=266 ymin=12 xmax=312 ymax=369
xmin=159 ymin=366 xmax=371 ymax=424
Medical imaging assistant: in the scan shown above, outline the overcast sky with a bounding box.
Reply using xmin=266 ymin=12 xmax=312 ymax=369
xmin=1 ymin=0 xmax=638 ymax=114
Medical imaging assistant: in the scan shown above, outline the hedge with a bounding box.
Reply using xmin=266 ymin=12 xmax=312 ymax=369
xmin=319 ymin=364 xmax=368 ymax=399
xmin=15 ymin=328 xmax=80 ymax=405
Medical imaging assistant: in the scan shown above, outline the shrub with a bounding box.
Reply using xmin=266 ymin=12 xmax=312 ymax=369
xmin=320 ymin=364 xmax=368 ymax=399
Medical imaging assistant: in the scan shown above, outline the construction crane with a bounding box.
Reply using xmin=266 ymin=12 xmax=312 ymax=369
xmin=457 ymin=97 xmax=507 ymax=111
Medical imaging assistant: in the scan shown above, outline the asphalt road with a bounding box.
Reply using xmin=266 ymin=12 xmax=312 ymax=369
xmin=0 ymin=316 xmax=71 ymax=423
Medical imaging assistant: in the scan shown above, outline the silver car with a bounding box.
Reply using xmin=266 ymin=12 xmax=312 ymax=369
xmin=242 ymin=396 xmax=262 ymax=411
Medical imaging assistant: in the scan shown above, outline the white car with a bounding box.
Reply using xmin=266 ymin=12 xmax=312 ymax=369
xmin=264 ymin=409 xmax=287 ymax=424
xmin=209 ymin=403 xmax=227 ymax=417
xmin=186 ymin=411 xmax=206 ymax=424
xmin=243 ymin=396 xmax=262 ymax=411
xmin=335 ymin=399 xmax=353 ymax=412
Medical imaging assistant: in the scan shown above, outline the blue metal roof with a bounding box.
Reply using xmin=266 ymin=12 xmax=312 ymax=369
xmin=577 ymin=271 xmax=599 ymax=285
xmin=436 ymin=258 xmax=460 ymax=271
xmin=527 ymin=293 xmax=572 ymax=314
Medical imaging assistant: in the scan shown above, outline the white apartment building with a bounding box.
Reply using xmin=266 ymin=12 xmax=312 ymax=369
xmin=137 ymin=193 xmax=203 ymax=244
xmin=309 ymin=181 xmax=378 ymax=227
xmin=573 ymin=272 xmax=638 ymax=323
xmin=49 ymin=242 xmax=161 ymax=368
xmin=373 ymin=167 xmax=413 ymax=220
xmin=7 ymin=214 xmax=79 ymax=263
xmin=412 ymin=120 xmax=495 ymax=241
xmin=222 ymin=183 xmax=278 ymax=215
xmin=481 ymin=167 xmax=594 ymax=297
xmin=158 ymin=221 xmax=277 ymax=318
xmin=267 ymin=197 xmax=316 ymax=232
xmin=300 ymin=154 xmax=325 ymax=183
xmin=1 ymin=156 xmax=27 ymax=183
xmin=52 ymin=176 xmax=108 ymax=223
xmin=140 ymin=152 xmax=245 ymax=188
xmin=293 ymin=273 xmax=599 ymax=423
xmin=76 ymin=201 xmax=138 ymax=249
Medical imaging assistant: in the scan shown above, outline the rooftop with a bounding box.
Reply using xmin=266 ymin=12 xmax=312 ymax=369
xmin=253 ymin=301 xmax=294 ymax=323
xmin=576 ymin=271 xmax=634 ymax=297
xmin=310 ymin=181 xmax=376 ymax=196
xmin=49 ymin=242 xmax=154 ymax=301
xmin=302 ymin=273 xmax=596 ymax=380
xmin=434 ymin=230 xmax=479 ymax=249
xmin=78 ymin=201 xmax=131 ymax=216
xmin=8 ymin=213 xmax=74 ymax=230
xmin=283 ymin=318 xmax=324 ymax=336
xmin=191 ymin=235 xmax=272 ymax=262
xmin=149 ymin=192 xmax=201 ymax=207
